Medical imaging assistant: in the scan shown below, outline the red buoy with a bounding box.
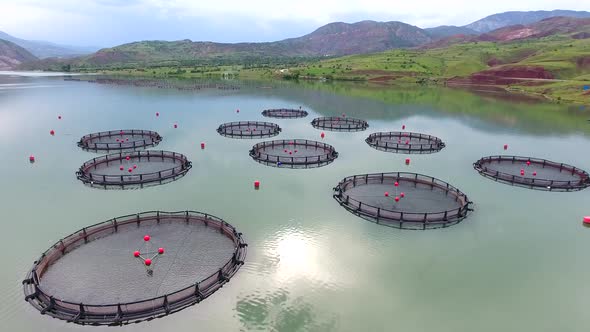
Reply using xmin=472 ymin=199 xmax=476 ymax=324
xmin=174 ymin=124 xmax=178 ymax=129
xmin=133 ymin=251 xmax=140 ymax=258
xmin=158 ymin=247 xmax=165 ymax=255
xmin=405 ymin=158 xmax=411 ymax=165
xmin=384 ymin=191 xmax=389 ymax=197
xmin=29 ymin=155 xmax=35 ymax=163
xmin=394 ymin=182 xmax=399 ymax=187
xmin=133 ymin=164 xmax=137 ymax=169
xmin=402 ymin=125 xmax=406 ymax=130
xmin=119 ymin=166 xmax=124 ymax=171
xmin=254 ymin=180 xmax=260 ymax=189
xmin=201 ymin=142 xmax=205 ymax=149
xmin=120 ymin=131 xmax=124 ymax=135
xmin=284 ymin=149 xmax=288 ymax=153
xmin=156 ymin=112 xmax=160 ymax=117
xmin=50 ymin=129 xmax=55 ymax=136
xmin=236 ymin=109 xmax=240 ymax=113
xmin=395 ymin=196 xmax=400 ymax=202
xmin=520 ymin=169 xmax=525 ymax=176
xmin=526 ymin=161 xmax=531 ymax=166
xmin=294 ymin=150 xmax=298 ymax=153
xmin=321 ymin=132 xmax=325 ymax=139
xmin=405 ymin=140 xmax=410 ymax=145
xmin=144 ymin=235 xmax=150 ymax=242
xmin=584 ymin=216 xmax=590 ymax=225
xmin=116 ymin=139 xmax=120 ymax=142
xmin=128 ymin=168 xmax=133 ymax=173
xmin=533 ymin=171 xmax=537 ymax=176
xmin=289 ymin=151 xmax=293 ymax=155
xmin=58 ymin=115 xmax=62 ymax=120
xmin=144 ymin=259 xmax=152 ymax=266
xmin=400 ymin=192 xmax=405 ymax=198
xmin=504 ymin=144 xmax=508 ymax=150
xmin=126 ymin=156 xmax=131 ymax=161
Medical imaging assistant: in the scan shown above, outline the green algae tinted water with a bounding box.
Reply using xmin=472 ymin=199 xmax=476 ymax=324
xmin=1 ymin=73 xmax=590 ymax=332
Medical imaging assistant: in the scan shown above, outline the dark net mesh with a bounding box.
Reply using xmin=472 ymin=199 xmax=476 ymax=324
xmin=217 ymin=121 xmax=281 ymax=139
xmin=333 ymin=172 xmax=473 ymax=229
xmin=311 ymin=116 xmax=369 ymax=132
xmin=261 ymin=108 xmax=308 ymax=119
xmin=78 ymin=130 xmax=162 ymax=152
xmin=249 ymin=139 xmax=338 ymax=169
xmin=76 ymin=150 xmax=192 ymax=189
xmin=474 ymin=155 xmax=590 ymax=191
xmin=366 ymin=132 xmax=445 ymax=154
xmin=22 ymin=211 xmax=247 ymax=326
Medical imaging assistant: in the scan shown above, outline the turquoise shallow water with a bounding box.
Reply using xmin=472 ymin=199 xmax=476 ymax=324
xmin=1 ymin=74 xmax=590 ymax=331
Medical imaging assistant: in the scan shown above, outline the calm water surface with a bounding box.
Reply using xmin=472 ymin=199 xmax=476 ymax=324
xmin=1 ymin=73 xmax=590 ymax=332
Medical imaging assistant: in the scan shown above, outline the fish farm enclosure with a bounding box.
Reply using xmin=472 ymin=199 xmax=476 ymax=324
xmin=23 ymin=211 xmax=247 ymax=326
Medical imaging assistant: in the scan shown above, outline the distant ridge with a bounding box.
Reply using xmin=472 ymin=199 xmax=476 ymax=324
xmin=0 ymin=30 xmax=98 ymax=59
xmin=464 ymin=10 xmax=590 ymax=33
xmin=0 ymin=38 xmax=38 ymax=70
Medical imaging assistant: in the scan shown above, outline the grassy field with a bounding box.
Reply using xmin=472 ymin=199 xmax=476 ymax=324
xmin=87 ymin=34 xmax=590 ymax=104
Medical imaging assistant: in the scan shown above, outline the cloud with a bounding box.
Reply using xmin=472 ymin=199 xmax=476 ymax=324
xmin=0 ymin=0 xmax=588 ymax=46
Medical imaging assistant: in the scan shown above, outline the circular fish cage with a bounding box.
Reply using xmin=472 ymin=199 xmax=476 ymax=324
xmin=249 ymin=139 xmax=338 ymax=169
xmin=217 ymin=121 xmax=281 ymax=139
xmin=261 ymin=108 xmax=308 ymax=119
xmin=76 ymin=150 xmax=192 ymax=189
xmin=77 ymin=130 xmax=162 ymax=152
xmin=311 ymin=116 xmax=369 ymax=132
xmin=333 ymin=172 xmax=473 ymax=230
xmin=473 ymin=155 xmax=590 ymax=191
xmin=366 ymin=132 xmax=445 ymax=154
xmin=22 ymin=211 xmax=247 ymax=326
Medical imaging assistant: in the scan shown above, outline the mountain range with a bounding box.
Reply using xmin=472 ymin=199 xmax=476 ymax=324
xmin=0 ymin=31 xmax=98 ymax=59
xmin=8 ymin=9 xmax=590 ymax=70
xmin=0 ymin=39 xmax=37 ymax=70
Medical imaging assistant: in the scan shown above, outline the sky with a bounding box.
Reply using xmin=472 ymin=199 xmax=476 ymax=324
xmin=0 ymin=0 xmax=589 ymax=47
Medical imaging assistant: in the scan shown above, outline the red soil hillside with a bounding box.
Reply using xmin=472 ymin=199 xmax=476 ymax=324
xmin=447 ymin=65 xmax=555 ymax=86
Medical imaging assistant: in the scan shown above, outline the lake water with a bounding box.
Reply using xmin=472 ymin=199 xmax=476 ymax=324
xmin=1 ymin=73 xmax=590 ymax=332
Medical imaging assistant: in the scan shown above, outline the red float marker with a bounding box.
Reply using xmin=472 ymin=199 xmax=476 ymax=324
xmin=29 ymin=155 xmax=35 ymax=163
xmin=174 ymin=123 xmax=178 ymax=129
xmin=584 ymin=216 xmax=590 ymax=225
xmin=254 ymin=180 xmax=260 ymax=189
xmin=119 ymin=166 xmax=124 ymax=171
xmin=144 ymin=235 xmax=150 ymax=242
xmin=405 ymin=158 xmax=411 ymax=165
xmin=395 ymin=196 xmax=400 ymax=202
xmin=394 ymin=182 xmax=399 ymax=187
xmin=402 ymin=125 xmax=406 ymax=130
xmin=133 ymin=251 xmax=140 ymax=258
xmin=504 ymin=144 xmax=508 ymax=150
xmin=133 ymin=164 xmax=137 ymax=169
xmin=526 ymin=161 xmax=531 ymax=166
xmin=201 ymin=142 xmax=205 ymax=149
xmin=158 ymin=247 xmax=165 ymax=255
xmin=144 ymin=259 xmax=152 ymax=266
xmin=58 ymin=115 xmax=62 ymax=120
xmin=321 ymin=132 xmax=325 ymax=139
xmin=400 ymin=192 xmax=405 ymax=198
xmin=236 ymin=109 xmax=240 ymax=113
xmin=156 ymin=112 xmax=160 ymax=117
xmin=533 ymin=171 xmax=537 ymax=177
xmin=126 ymin=156 xmax=131 ymax=161
xmin=128 ymin=168 xmax=133 ymax=173
xmin=384 ymin=191 xmax=389 ymax=197
xmin=50 ymin=129 xmax=55 ymax=136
